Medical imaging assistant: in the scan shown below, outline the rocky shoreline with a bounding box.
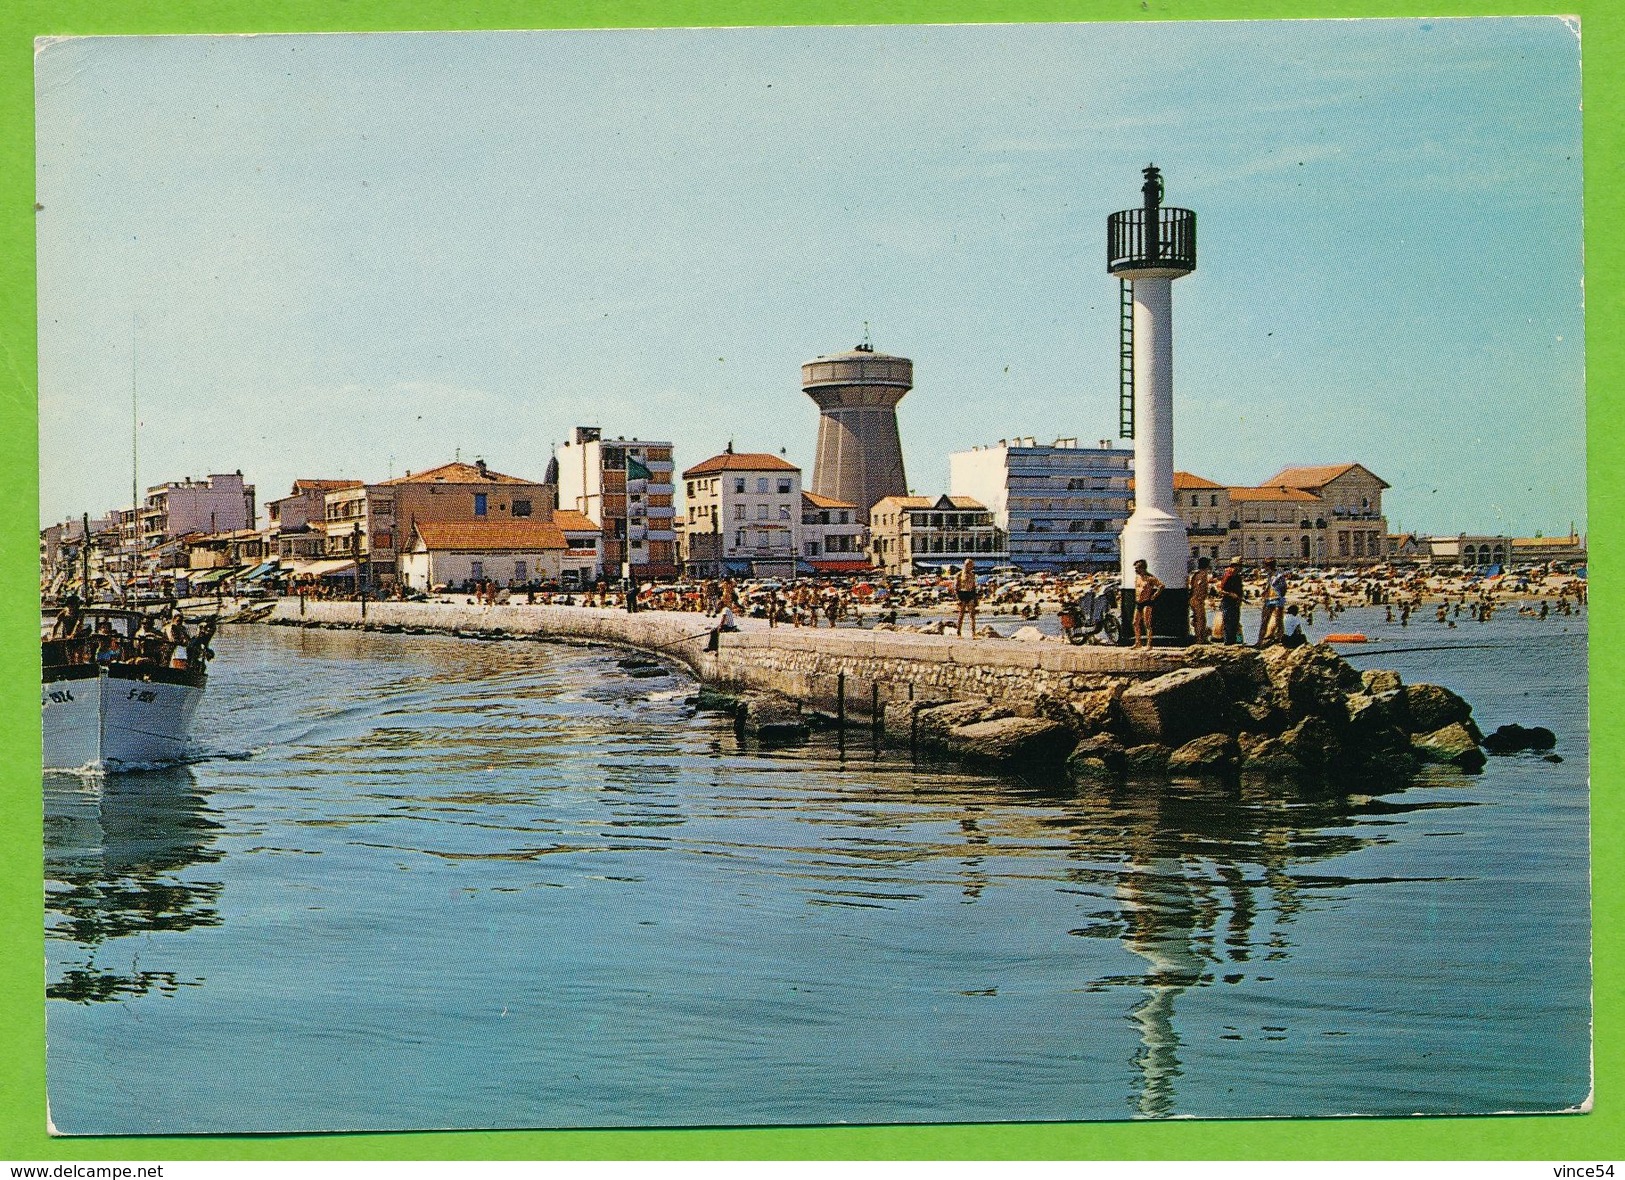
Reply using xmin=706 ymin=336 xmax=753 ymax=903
xmin=259 ymin=600 xmax=1555 ymax=792
xmin=713 ymin=640 xmax=1557 ymax=790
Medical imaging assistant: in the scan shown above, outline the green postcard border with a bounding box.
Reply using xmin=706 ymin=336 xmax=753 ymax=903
xmin=2 ymin=0 xmax=1615 ymax=1164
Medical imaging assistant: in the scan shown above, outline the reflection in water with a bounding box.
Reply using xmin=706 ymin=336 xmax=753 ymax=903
xmin=47 ymin=622 xmax=1582 ymax=1133
xmin=45 ymin=767 xmax=223 ymax=1003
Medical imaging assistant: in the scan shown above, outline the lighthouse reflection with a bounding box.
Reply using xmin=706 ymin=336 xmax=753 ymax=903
xmin=1042 ymin=771 xmax=1465 ymax=1118
xmin=44 ymin=767 xmax=224 ymax=1004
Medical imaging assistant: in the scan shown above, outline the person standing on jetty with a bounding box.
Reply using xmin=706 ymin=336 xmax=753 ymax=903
xmin=1188 ymin=556 xmax=1212 ymax=643
xmin=1131 ymin=558 xmax=1164 ymax=649
xmin=1217 ymin=559 xmax=1244 ymax=644
xmin=1257 ymin=557 xmax=1288 ymax=645
xmin=954 ymin=559 xmax=980 ymax=638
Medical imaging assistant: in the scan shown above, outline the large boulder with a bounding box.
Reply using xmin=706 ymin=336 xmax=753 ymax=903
xmin=1411 ymin=722 xmax=1486 ymax=772
xmin=1124 ymin=743 xmax=1172 ymax=774
xmin=1404 ymin=683 xmax=1475 ymax=734
xmin=1067 ymin=733 xmax=1128 ymax=781
xmin=1239 ymin=733 xmax=1303 ymax=776
xmin=1482 ymin=723 xmax=1558 ymax=754
xmin=915 ymin=701 xmax=1009 ymax=746
xmin=1119 ymin=666 xmax=1229 ymax=746
xmin=1278 ymin=715 xmax=1342 ymax=777
xmin=1264 ymin=644 xmax=1363 ymax=722
xmin=737 ymin=694 xmax=810 ymax=744
xmin=1345 ymin=690 xmax=1409 ymax=744
xmin=1168 ymin=733 xmax=1241 ymax=774
xmin=1361 ymin=668 xmax=1404 ymax=696
xmin=947 ymin=716 xmax=1076 ymax=769
xmin=1070 ymin=682 xmax=1127 ymax=735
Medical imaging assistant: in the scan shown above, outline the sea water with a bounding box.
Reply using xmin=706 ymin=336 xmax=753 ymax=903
xmin=43 ymin=608 xmax=1591 ymax=1132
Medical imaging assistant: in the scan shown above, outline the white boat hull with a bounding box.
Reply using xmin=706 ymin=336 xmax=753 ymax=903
xmin=42 ymin=667 xmax=206 ymax=771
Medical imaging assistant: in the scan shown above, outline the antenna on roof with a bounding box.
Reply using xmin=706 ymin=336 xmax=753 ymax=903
xmin=725 ymin=439 xmax=734 ymax=454
xmin=857 ymin=322 xmax=874 ymax=353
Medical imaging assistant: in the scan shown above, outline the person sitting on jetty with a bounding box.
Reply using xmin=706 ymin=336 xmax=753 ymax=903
xmin=954 ymin=559 xmax=980 ymax=639
xmin=1131 ymin=559 xmax=1163 ymax=650
xmin=1281 ymin=604 xmax=1310 ymax=649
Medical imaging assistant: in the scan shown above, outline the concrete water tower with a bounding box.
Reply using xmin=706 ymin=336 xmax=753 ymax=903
xmin=1109 ymin=164 xmax=1197 ymax=644
xmin=802 ymin=342 xmax=912 ymax=523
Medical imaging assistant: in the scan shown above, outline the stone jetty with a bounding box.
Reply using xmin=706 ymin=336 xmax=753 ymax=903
xmin=262 ymin=599 xmax=1502 ymax=788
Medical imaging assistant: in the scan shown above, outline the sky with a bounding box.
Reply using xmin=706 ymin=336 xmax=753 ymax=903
xmin=34 ymin=18 xmax=1585 ymax=537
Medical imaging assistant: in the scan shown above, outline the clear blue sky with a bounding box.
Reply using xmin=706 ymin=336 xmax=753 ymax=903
xmin=35 ymin=17 xmax=1584 ymax=537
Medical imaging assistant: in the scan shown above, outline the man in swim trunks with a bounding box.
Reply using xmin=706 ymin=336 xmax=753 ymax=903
xmin=1132 ymin=559 xmax=1163 ymax=649
xmin=954 ymin=559 xmax=979 ymax=638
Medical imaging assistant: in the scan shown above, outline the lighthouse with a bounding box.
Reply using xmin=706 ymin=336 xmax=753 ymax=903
xmin=1109 ymin=164 xmax=1197 ymax=645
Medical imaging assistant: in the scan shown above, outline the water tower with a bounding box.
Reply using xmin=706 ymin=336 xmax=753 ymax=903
xmin=802 ymin=342 xmax=912 ymax=523
xmin=1109 ymin=164 xmax=1196 ymax=644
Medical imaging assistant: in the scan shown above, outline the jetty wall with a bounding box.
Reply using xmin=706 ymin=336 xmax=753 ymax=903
xmin=264 ymin=599 xmax=1186 ymax=717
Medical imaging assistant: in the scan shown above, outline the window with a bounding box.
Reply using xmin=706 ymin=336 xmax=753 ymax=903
xmin=804 ymin=541 xmax=819 ymax=556
xmin=734 ymin=478 xmax=746 ymax=494
xmin=757 ymin=477 xmax=769 ymax=493
xmin=512 ymin=500 xmax=532 ymax=518
xmin=514 ymin=561 xmax=526 ymax=581
xmin=778 ymin=505 xmax=790 ymax=521
xmin=735 ymin=505 xmax=745 ymax=520
xmin=777 ymin=479 xmax=792 ymax=494
xmin=757 ymin=504 xmax=769 ymax=520
xmin=686 ymin=481 xmax=694 ymax=497
xmin=471 ymin=560 xmax=484 ymax=579
xmin=474 ymin=493 xmax=488 ymax=517
xmin=1210 ymin=495 xmax=1218 ymax=507
xmin=838 ymin=511 xmax=849 ymax=525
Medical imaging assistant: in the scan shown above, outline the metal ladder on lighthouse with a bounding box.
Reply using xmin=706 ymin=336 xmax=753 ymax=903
xmin=1118 ymin=279 xmax=1135 ymax=440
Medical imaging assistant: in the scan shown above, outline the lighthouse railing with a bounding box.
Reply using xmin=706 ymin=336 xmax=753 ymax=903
xmin=1107 ymin=207 xmax=1197 ymax=273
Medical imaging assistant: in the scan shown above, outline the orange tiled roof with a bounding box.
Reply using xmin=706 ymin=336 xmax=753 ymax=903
xmin=293 ymin=478 xmax=363 ymax=493
xmin=551 ymin=509 xmax=599 ymax=533
xmin=1227 ymin=486 xmax=1324 ymax=503
xmin=872 ymin=494 xmax=986 ymax=511
xmin=1263 ymin=463 xmax=1390 ymax=491
xmin=801 ymin=490 xmax=856 ymax=509
xmin=682 ymin=452 xmax=800 ymax=477
xmin=412 ymin=521 xmax=568 ymax=551
xmin=382 ymin=461 xmax=540 ymax=486
xmin=1172 ymin=472 xmax=1224 ymax=490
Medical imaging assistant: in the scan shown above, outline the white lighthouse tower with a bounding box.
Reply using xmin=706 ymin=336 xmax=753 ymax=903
xmin=1108 ymin=164 xmax=1197 ymax=645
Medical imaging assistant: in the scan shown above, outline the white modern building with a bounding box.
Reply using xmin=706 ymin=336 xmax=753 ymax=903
xmin=680 ymin=449 xmax=802 ymax=578
xmin=141 ymin=472 xmax=257 ymax=547
xmin=949 ymin=437 xmax=1132 ymax=572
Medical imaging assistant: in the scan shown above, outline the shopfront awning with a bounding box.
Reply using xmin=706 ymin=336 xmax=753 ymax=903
xmin=808 ymin=559 xmax=874 ymax=574
xmin=288 ymin=558 xmax=358 ymax=578
xmin=238 ymin=561 xmax=282 ymax=582
xmin=188 ymin=567 xmax=237 ymax=586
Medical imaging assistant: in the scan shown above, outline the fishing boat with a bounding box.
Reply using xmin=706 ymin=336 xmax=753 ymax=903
xmin=42 ymin=604 xmax=216 ymax=772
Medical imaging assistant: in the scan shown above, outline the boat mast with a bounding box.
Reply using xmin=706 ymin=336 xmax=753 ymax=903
xmin=128 ymin=314 xmax=139 ymax=604
xmin=81 ymin=512 xmax=91 ymax=601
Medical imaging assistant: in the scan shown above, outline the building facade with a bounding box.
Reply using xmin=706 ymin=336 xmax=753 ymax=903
xmin=323 ymin=459 xmax=553 ymax=587
xmin=555 ymin=427 xmax=678 ymax=580
xmin=399 ymin=520 xmax=600 ymax=591
xmin=1162 ymin=462 xmax=1390 ymax=567
xmin=268 ymin=479 xmax=361 ymax=560
xmin=868 ymin=495 xmax=1007 ymax=576
xmin=800 ymin=491 xmax=869 ymax=574
xmin=680 ymin=450 xmax=802 ymax=579
xmin=949 ymin=438 xmax=1131 ymax=572
xmin=140 ymin=472 xmax=257 ymax=548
